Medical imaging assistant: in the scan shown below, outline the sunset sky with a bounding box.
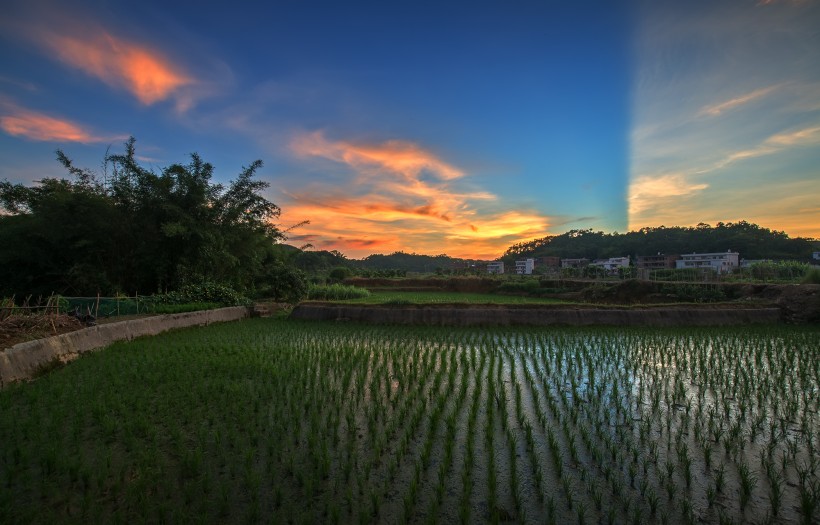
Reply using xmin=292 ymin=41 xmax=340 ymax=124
xmin=1 ymin=0 xmax=818 ymax=259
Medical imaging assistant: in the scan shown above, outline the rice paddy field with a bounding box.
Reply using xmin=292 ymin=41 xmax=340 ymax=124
xmin=0 ymin=319 xmax=818 ymax=524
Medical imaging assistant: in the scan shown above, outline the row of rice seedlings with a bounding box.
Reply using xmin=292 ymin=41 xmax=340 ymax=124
xmin=500 ymin=327 xmax=819 ymax=524
xmin=1 ymin=321 xmax=817 ymax=524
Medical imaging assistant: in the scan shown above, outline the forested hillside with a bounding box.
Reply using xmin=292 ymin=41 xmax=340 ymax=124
xmin=504 ymin=223 xmax=818 ymax=261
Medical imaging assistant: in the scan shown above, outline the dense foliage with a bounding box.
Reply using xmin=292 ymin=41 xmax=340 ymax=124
xmin=504 ymin=222 xmax=817 ymax=261
xmin=0 ymin=139 xmax=306 ymax=300
xmin=146 ymin=282 xmax=250 ymax=307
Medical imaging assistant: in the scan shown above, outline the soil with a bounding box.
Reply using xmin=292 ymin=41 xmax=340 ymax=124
xmin=0 ymin=314 xmax=85 ymax=348
xmin=0 ymin=313 xmax=162 ymax=349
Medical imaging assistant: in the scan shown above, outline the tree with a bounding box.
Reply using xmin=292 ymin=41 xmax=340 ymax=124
xmin=0 ymin=138 xmax=297 ymax=299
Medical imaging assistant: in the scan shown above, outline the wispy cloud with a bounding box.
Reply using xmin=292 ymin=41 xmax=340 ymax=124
xmin=629 ymin=173 xmax=709 ymax=217
xmin=717 ymin=125 xmax=820 ymax=168
xmin=282 ymin=132 xmax=550 ymax=258
xmin=0 ymin=105 xmax=110 ymax=143
xmin=756 ymin=0 xmax=810 ymax=6
xmin=41 ymin=32 xmax=193 ymax=106
xmin=0 ymin=76 xmax=39 ymax=92
xmin=698 ymin=85 xmax=780 ymax=117
xmin=630 ymin=0 xmax=820 ymax=237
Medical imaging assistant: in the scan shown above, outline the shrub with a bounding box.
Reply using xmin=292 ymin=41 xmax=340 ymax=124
xmin=802 ymin=267 xmax=820 ymax=284
xmin=150 ymin=282 xmax=249 ymax=307
xmin=328 ymin=267 xmax=352 ymax=283
xmin=307 ymin=284 xmax=371 ymax=301
xmin=383 ymin=298 xmax=413 ymax=305
xmin=147 ymin=302 xmax=221 ymax=314
xmin=659 ymin=283 xmax=726 ymax=303
xmin=259 ymin=264 xmax=308 ymax=303
xmin=497 ymin=280 xmax=540 ymax=294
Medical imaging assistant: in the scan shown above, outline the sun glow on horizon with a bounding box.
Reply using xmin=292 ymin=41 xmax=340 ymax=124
xmin=282 ymin=132 xmax=552 ymax=259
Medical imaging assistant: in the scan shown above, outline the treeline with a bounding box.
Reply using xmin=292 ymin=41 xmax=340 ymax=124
xmin=0 ymin=139 xmax=305 ymax=301
xmin=285 ymin=250 xmax=484 ymax=276
xmin=504 ymin=222 xmax=818 ymax=261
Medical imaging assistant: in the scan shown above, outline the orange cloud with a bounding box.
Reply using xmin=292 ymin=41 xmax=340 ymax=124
xmin=282 ymin=132 xmax=552 ymax=258
xmin=284 ymin=199 xmax=548 ymax=259
xmin=0 ymin=108 xmax=101 ymax=142
xmin=291 ymin=131 xmax=464 ymax=181
xmin=42 ymin=32 xmax=192 ymax=105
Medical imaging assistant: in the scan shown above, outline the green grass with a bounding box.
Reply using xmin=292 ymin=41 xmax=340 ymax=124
xmin=326 ymin=290 xmax=569 ymax=305
xmin=307 ymin=283 xmax=371 ymax=300
xmin=146 ymin=301 xmax=221 ymax=314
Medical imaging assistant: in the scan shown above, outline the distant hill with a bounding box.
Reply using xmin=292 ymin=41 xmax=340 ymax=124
xmin=285 ymin=248 xmax=482 ymax=275
xmin=354 ymin=252 xmax=483 ymax=273
xmin=503 ymin=221 xmax=818 ymax=261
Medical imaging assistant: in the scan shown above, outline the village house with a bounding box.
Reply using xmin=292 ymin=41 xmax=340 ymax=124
xmin=676 ymin=251 xmax=740 ymax=274
xmin=636 ymin=253 xmax=680 ymax=270
xmin=535 ymin=256 xmax=561 ymax=268
xmin=590 ymin=256 xmax=630 ymax=272
xmin=515 ymin=258 xmax=535 ymax=275
xmin=487 ymin=261 xmax=505 ymax=274
xmin=561 ymin=258 xmax=589 ymax=269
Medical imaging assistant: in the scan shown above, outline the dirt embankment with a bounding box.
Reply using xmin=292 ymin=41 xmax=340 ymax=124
xmin=291 ymin=303 xmax=781 ymax=327
xmin=344 ymin=276 xmax=499 ymax=293
xmin=1 ymin=307 xmax=251 ymax=387
xmin=738 ymin=283 xmax=819 ymax=324
xmin=575 ymin=281 xmax=819 ymax=323
xmin=0 ymin=314 xmax=85 ymax=348
xmin=345 ymin=277 xmax=820 ymax=324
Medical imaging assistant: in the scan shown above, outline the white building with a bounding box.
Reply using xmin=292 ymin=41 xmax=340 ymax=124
xmin=561 ymin=258 xmax=589 ymax=269
xmin=487 ymin=261 xmax=505 ymax=274
xmin=813 ymin=251 xmax=820 ymax=261
xmin=591 ymin=256 xmax=630 ymax=271
xmin=515 ymin=258 xmax=535 ymax=275
xmin=676 ymin=251 xmax=739 ymax=274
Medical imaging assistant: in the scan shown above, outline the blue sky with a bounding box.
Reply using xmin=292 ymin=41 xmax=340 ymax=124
xmin=1 ymin=0 xmax=817 ymax=258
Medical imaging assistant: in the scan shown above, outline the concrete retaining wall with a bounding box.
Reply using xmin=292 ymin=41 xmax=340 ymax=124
xmin=0 ymin=307 xmax=250 ymax=387
xmin=291 ymin=304 xmax=782 ymax=327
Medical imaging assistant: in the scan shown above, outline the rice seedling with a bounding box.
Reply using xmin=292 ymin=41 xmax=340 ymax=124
xmin=0 ymin=320 xmax=815 ymax=524
xmin=738 ymin=460 xmax=758 ymax=510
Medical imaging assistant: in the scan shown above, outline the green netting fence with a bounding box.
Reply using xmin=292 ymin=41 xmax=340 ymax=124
xmin=1 ymin=296 xmax=150 ymax=321
xmin=61 ymin=296 xmax=152 ymax=318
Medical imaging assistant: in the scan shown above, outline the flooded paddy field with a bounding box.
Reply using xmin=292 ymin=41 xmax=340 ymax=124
xmin=1 ymin=319 xmax=817 ymax=524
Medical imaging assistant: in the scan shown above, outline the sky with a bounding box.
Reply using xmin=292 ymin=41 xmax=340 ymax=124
xmin=1 ymin=0 xmax=818 ymax=259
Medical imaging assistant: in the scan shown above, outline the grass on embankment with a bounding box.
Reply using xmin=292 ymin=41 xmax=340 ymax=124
xmin=326 ymin=290 xmax=570 ymax=305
